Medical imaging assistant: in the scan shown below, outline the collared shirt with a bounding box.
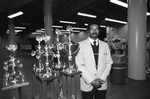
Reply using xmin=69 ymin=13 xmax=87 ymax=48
xmin=88 ymin=37 xmax=99 ymax=46
xmin=89 ymin=37 xmax=99 ymax=68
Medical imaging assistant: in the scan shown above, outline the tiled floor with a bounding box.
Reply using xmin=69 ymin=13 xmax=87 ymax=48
xmin=107 ymin=78 xmax=150 ymax=99
xmin=0 ymin=51 xmax=150 ymax=99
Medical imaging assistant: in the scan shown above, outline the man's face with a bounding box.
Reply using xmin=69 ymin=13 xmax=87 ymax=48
xmin=89 ymin=24 xmax=100 ymax=39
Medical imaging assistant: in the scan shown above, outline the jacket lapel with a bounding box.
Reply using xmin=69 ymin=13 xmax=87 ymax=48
xmin=97 ymin=40 xmax=103 ymax=69
xmin=84 ymin=39 xmax=95 ymax=66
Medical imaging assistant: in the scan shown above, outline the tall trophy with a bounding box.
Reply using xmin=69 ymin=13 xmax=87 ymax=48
xmin=52 ymin=29 xmax=65 ymax=70
xmin=2 ymin=42 xmax=29 ymax=91
xmin=31 ymin=34 xmax=61 ymax=99
xmin=62 ymin=25 xmax=80 ymax=74
xmin=60 ymin=26 xmax=82 ymax=99
xmin=31 ymin=34 xmax=55 ymax=79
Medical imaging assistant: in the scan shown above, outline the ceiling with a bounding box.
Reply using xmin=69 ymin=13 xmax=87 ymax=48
xmin=0 ymin=0 xmax=149 ymax=36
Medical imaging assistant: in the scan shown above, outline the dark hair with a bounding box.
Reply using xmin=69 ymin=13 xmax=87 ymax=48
xmin=87 ymin=21 xmax=100 ymax=31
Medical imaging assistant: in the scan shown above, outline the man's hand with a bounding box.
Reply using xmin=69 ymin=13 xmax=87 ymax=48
xmin=98 ymin=78 xmax=105 ymax=84
xmin=91 ymin=78 xmax=105 ymax=88
xmin=91 ymin=78 xmax=101 ymax=88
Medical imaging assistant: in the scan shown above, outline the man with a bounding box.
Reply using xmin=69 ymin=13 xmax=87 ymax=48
xmin=75 ymin=21 xmax=113 ymax=99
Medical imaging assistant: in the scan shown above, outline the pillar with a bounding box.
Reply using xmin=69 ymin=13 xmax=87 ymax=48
xmin=8 ymin=11 xmax=15 ymax=42
xmin=128 ymin=0 xmax=147 ymax=80
xmin=43 ymin=0 xmax=53 ymax=45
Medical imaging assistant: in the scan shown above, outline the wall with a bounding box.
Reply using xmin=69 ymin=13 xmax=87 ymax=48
xmin=107 ymin=24 xmax=128 ymax=41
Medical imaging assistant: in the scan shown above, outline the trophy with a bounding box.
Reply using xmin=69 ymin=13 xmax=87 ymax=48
xmin=62 ymin=25 xmax=79 ymax=74
xmin=31 ymin=34 xmax=55 ymax=78
xmin=59 ymin=26 xmax=81 ymax=99
xmin=3 ymin=42 xmax=26 ymax=88
xmin=52 ymin=29 xmax=65 ymax=70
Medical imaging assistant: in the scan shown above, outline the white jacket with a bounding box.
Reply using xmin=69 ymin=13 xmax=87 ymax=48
xmin=75 ymin=38 xmax=113 ymax=92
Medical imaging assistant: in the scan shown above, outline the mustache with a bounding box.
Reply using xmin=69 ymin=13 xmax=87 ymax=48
xmin=92 ymin=33 xmax=98 ymax=35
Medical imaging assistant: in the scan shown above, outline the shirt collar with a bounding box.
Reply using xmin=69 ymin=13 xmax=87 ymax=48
xmin=88 ymin=37 xmax=99 ymax=46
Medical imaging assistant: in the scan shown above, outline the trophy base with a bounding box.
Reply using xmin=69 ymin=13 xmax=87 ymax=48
xmin=2 ymin=82 xmax=29 ymax=91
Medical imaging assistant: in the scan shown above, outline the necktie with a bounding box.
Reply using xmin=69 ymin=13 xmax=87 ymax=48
xmin=93 ymin=41 xmax=97 ymax=46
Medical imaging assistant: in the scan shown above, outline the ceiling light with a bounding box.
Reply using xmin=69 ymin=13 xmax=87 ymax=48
xmin=15 ymin=27 xmax=26 ymax=29
xmin=84 ymin=23 xmax=88 ymax=26
xmin=36 ymin=30 xmax=45 ymax=33
xmin=84 ymin=23 xmax=106 ymax=28
xmin=32 ymin=32 xmax=42 ymax=35
xmin=6 ymin=30 xmax=22 ymax=34
xmin=60 ymin=29 xmax=80 ymax=33
xmin=59 ymin=20 xmax=76 ymax=24
xmin=110 ymin=0 xmax=150 ymax=16
xmin=110 ymin=0 xmax=128 ymax=8
xmin=147 ymin=12 xmax=150 ymax=16
xmin=105 ymin=18 xmax=127 ymax=24
xmin=41 ymin=28 xmax=45 ymax=31
xmin=7 ymin=30 xmax=22 ymax=32
xmin=100 ymin=25 xmax=106 ymax=28
xmin=52 ymin=25 xmax=63 ymax=28
xmin=77 ymin=12 xmax=97 ymax=18
xmin=8 ymin=11 xmax=23 ymax=19
xmin=72 ymin=27 xmax=87 ymax=30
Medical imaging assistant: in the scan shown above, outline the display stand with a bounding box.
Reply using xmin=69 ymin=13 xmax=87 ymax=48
xmin=2 ymin=42 xmax=29 ymax=99
xmin=2 ymin=82 xmax=29 ymax=99
xmin=32 ymin=70 xmax=60 ymax=99
xmin=61 ymin=71 xmax=82 ymax=99
xmin=31 ymin=27 xmax=82 ymax=99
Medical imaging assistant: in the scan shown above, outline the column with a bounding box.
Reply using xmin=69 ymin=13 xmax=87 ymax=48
xmin=43 ymin=0 xmax=53 ymax=45
xmin=128 ymin=0 xmax=147 ymax=80
xmin=8 ymin=11 xmax=15 ymax=42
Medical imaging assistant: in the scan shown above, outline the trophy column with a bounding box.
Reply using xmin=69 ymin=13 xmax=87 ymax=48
xmin=31 ymin=35 xmax=60 ymax=99
xmin=61 ymin=26 xmax=82 ymax=99
xmin=2 ymin=42 xmax=29 ymax=99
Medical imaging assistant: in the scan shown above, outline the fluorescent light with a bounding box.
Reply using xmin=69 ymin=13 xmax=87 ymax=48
xmin=41 ymin=25 xmax=63 ymax=30
xmin=110 ymin=0 xmax=150 ymax=16
xmin=84 ymin=23 xmax=106 ymax=28
xmin=84 ymin=23 xmax=88 ymax=26
xmin=41 ymin=28 xmax=45 ymax=31
xmin=32 ymin=32 xmax=42 ymax=35
xmin=6 ymin=30 xmax=22 ymax=34
xmin=147 ymin=12 xmax=150 ymax=16
xmin=110 ymin=0 xmax=128 ymax=8
xmin=36 ymin=30 xmax=45 ymax=33
xmin=60 ymin=29 xmax=80 ymax=33
xmin=7 ymin=30 xmax=22 ymax=32
xmin=100 ymin=25 xmax=106 ymax=28
xmin=59 ymin=20 xmax=76 ymax=24
xmin=8 ymin=11 xmax=23 ymax=19
xmin=52 ymin=25 xmax=63 ymax=28
xmin=72 ymin=27 xmax=87 ymax=30
xmin=105 ymin=18 xmax=127 ymax=24
xmin=15 ymin=27 xmax=26 ymax=29
xmin=77 ymin=12 xmax=97 ymax=18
